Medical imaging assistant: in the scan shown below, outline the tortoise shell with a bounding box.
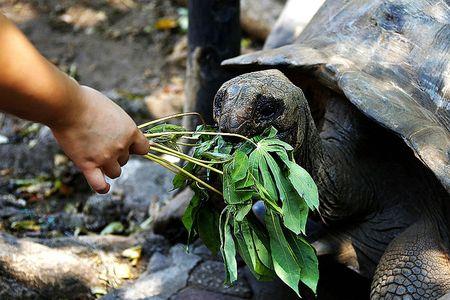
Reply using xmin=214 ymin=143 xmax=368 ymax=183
xmin=223 ymin=0 xmax=450 ymax=192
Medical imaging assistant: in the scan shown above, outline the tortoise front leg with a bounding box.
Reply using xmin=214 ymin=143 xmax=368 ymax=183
xmin=371 ymin=220 xmax=450 ymax=300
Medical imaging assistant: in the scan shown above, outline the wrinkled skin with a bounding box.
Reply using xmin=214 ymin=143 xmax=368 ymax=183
xmin=213 ymin=69 xmax=450 ymax=299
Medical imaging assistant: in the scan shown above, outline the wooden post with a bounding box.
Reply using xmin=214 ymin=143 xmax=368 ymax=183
xmin=183 ymin=0 xmax=241 ymax=129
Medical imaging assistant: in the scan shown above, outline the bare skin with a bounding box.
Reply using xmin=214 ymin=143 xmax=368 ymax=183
xmin=0 ymin=14 xmax=150 ymax=193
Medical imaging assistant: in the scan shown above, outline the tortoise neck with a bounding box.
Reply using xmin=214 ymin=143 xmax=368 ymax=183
xmin=294 ymin=105 xmax=341 ymax=224
xmin=296 ymin=112 xmax=324 ymax=182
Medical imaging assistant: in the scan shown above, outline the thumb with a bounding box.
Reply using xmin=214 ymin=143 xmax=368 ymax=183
xmin=83 ymin=167 xmax=110 ymax=194
xmin=129 ymin=130 xmax=150 ymax=155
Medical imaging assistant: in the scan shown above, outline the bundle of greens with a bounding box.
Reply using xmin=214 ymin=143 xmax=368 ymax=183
xmin=140 ymin=113 xmax=319 ymax=297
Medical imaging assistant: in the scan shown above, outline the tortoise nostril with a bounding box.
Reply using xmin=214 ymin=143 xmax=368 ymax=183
xmin=218 ymin=114 xmax=231 ymax=132
xmin=218 ymin=113 xmax=242 ymax=134
xmin=229 ymin=117 xmax=240 ymax=130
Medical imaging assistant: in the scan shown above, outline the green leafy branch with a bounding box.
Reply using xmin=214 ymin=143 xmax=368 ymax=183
xmin=140 ymin=113 xmax=320 ymax=297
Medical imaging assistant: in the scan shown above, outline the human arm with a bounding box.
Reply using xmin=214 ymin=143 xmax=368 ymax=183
xmin=0 ymin=14 xmax=150 ymax=193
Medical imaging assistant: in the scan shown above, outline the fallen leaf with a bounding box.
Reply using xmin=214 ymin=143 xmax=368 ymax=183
xmin=10 ymin=220 xmax=40 ymax=231
xmin=154 ymin=18 xmax=178 ymax=30
xmin=100 ymin=222 xmax=124 ymax=235
xmin=91 ymin=286 xmax=108 ymax=296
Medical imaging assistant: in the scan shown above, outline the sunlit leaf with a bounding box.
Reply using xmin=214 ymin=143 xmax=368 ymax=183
xmin=287 ymin=161 xmax=319 ymax=211
xmin=100 ymin=222 xmax=124 ymax=235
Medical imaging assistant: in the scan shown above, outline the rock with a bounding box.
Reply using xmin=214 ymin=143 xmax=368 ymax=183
xmin=0 ymin=123 xmax=61 ymax=177
xmin=0 ymin=232 xmax=166 ymax=300
xmin=83 ymin=193 xmax=124 ymax=231
xmin=147 ymin=252 xmax=171 ymax=273
xmin=188 ymin=261 xmax=252 ymax=298
xmin=144 ymin=76 xmax=185 ymax=120
xmin=240 ymin=0 xmax=284 ymax=40
xmin=167 ymin=36 xmax=188 ymax=66
xmin=243 ymin=268 xmax=297 ymax=300
xmin=151 ymin=188 xmax=193 ymax=231
xmin=173 ymin=287 xmax=247 ymax=300
xmin=0 ymin=194 xmax=27 ymax=218
xmin=192 ymin=243 xmax=213 ymax=258
xmin=84 ymin=158 xmax=175 ymax=229
xmin=264 ymin=0 xmax=325 ymax=49
xmin=103 ymin=90 xmax=150 ymax=124
xmin=103 ymin=244 xmax=201 ymax=300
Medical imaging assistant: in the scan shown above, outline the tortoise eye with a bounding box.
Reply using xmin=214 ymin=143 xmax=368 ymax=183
xmin=259 ymin=102 xmax=277 ymax=117
xmin=256 ymin=95 xmax=280 ymax=119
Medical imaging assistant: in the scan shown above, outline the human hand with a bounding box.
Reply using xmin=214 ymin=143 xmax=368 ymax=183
xmin=50 ymin=85 xmax=150 ymax=193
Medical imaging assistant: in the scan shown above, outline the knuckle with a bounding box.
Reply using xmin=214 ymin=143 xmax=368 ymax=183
xmin=103 ymin=153 xmax=112 ymax=162
xmin=116 ymin=142 xmax=127 ymax=152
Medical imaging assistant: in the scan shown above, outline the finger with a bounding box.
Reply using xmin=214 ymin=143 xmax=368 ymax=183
xmin=103 ymin=161 xmax=122 ymax=179
xmin=118 ymin=153 xmax=130 ymax=167
xmin=129 ymin=130 xmax=150 ymax=155
xmin=83 ymin=167 xmax=110 ymax=194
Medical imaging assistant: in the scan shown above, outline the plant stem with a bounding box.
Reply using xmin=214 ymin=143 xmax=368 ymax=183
xmin=153 ymin=143 xmax=229 ymax=164
xmin=144 ymin=153 xmax=223 ymax=196
xmin=176 ymin=142 xmax=199 ymax=147
xmin=138 ymin=112 xmax=205 ymax=129
xmin=149 ymin=147 xmax=224 ymax=175
xmin=145 ymin=131 xmax=257 ymax=147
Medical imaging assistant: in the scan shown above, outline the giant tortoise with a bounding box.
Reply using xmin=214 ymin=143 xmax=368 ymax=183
xmin=212 ymin=0 xmax=450 ymax=298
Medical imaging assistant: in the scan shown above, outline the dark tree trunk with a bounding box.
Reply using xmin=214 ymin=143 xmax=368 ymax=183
xmin=183 ymin=0 xmax=241 ymax=129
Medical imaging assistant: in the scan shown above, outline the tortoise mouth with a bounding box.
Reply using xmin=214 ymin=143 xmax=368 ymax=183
xmin=217 ymin=112 xmax=298 ymax=148
xmin=217 ymin=112 xmax=259 ymax=137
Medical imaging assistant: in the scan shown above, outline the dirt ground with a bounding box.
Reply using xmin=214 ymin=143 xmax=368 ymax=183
xmin=2 ymin=0 xmax=185 ymax=92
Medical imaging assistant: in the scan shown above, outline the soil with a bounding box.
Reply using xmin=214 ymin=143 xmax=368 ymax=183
xmin=2 ymin=0 xmax=186 ymax=94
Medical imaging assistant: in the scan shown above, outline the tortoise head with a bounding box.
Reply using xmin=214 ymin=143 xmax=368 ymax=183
xmin=213 ymin=69 xmax=309 ymax=150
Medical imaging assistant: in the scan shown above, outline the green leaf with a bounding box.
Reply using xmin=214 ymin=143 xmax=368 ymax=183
xmin=263 ymin=127 xmax=278 ymax=139
xmin=252 ymin=176 xmax=283 ymax=214
xmin=235 ymin=203 xmax=252 ymax=222
xmin=182 ymin=193 xmax=201 ymax=243
xmin=221 ymin=211 xmax=238 ymax=284
xmin=147 ymin=124 xmax=186 ymax=144
xmin=233 ymin=219 xmax=274 ymax=280
xmin=259 ymin=138 xmax=293 ymax=151
xmin=201 ymin=151 xmax=232 ymax=161
xmin=173 ymin=161 xmax=195 ymax=189
xmin=287 ymin=161 xmax=319 ymax=211
xmin=287 ymin=232 xmax=319 ymax=293
xmin=251 ymin=226 xmax=273 ymax=270
xmin=267 ymin=145 xmax=292 ymax=167
xmin=265 ymin=154 xmax=308 ymax=235
xmin=265 ymin=209 xmax=302 ymax=296
xmin=250 ymin=149 xmax=278 ymax=201
xmin=229 ymin=150 xmax=249 ymax=182
xmin=236 ymin=171 xmax=254 ymax=189
xmin=147 ymin=123 xmax=186 ymax=134
xmin=237 ymin=140 xmax=256 ymax=154
xmin=223 ymin=152 xmax=252 ymax=205
xmin=197 ymin=206 xmax=220 ymax=255
xmin=223 ymin=166 xmax=240 ymax=204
